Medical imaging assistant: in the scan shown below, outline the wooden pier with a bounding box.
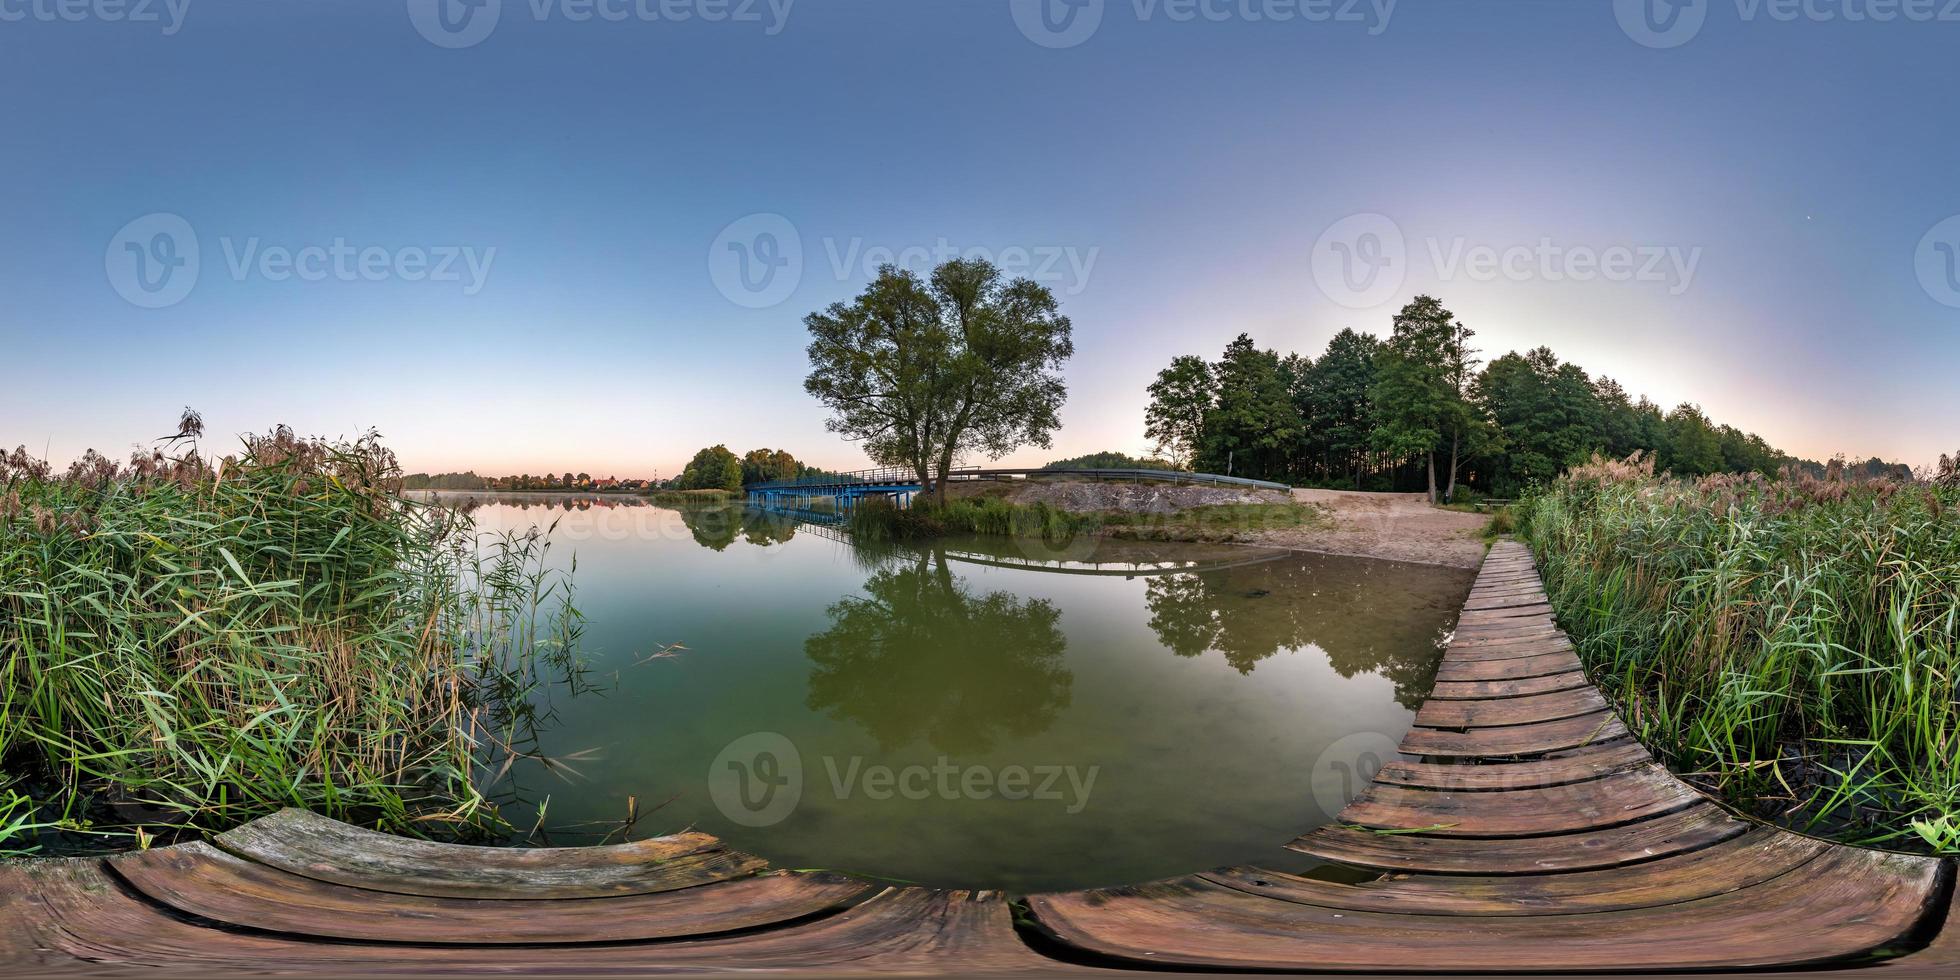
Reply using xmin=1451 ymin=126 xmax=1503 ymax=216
xmin=4 ymin=541 xmax=1957 ymax=975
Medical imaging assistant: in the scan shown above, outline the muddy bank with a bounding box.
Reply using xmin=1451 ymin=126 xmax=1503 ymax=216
xmin=943 ymin=478 xmax=1488 ymax=568
xmin=944 ymin=478 xmax=1288 ymax=514
xmin=1250 ymin=488 xmax=1490 ymax=569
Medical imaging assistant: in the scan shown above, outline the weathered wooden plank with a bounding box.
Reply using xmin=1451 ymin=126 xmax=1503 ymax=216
xmin=1029 ymin=847 xmax=1940 ymax=972
xmin=215 ymin=807 xmax=764 ymax=899
xmin=1288 ymin=803 xmax=1746 ymax=874
xmin=1435 ymin=651 xmax=1584 ymax=681
xmin=1339 ymin=764 xmax=1703 ymax=836
xmin=1371 ymin=740 xmax=1655 ymax=791
xmin=1401 ymin=711 xmax=1627 ymax=757
xmin=1463 ymin=592 xmax=1549 ymax=611
xmin=1430 ymin=670 xmax=1593 ymax=700
xmin=1443 ymin=636 xmax=1576 ymax=662
xmin=14 ymin=859 xmax=1067 ymax=975
xmin=1201 ymin=827 xmax=1824 ymax=915
xmin=112 ymin=842 xmax=871 ymax=945
xmin=1448 ymin=625 xmax=1568 ymax=646
xmin=1458 ymin=604 xmax=1556 ymax=624
xmin=1415 ymin=686 xmax=1608 ymax=727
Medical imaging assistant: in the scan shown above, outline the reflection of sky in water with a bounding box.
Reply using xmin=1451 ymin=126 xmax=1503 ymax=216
xmin=438 ymin=493 xmax=1471 ymax=892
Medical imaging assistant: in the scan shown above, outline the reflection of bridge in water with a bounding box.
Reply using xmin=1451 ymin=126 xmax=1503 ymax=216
xmin=745 ymin=465 xmax=1288 ymax=512
xmin=749 ymin=501 xmax=1286 ymax=579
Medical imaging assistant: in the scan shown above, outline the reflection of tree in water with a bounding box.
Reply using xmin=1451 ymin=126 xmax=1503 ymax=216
xmin=1144 ymin=558 xmax=1465 ymax=709
xmin=449 ymin=493 xmax=654 ymax=512
xmin=739 ymin=508 xmax=799 ymax=546
xmin=675 ymin=505 xmax=797 ymax=551
xmin=804 ymin=552 xmax=1071 ymax=753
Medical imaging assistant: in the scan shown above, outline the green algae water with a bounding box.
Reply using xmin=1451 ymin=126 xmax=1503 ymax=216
xmin=441 ymin=493 xmax=1471 ymax=892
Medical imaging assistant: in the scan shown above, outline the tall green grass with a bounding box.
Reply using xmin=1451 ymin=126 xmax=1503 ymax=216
xmin=846 ymin=497 xmax=1101 ymax=542
xmin=1520 ymin=457 xmax=1960 ymax=850
xmin=843 ymin=497 xmax=1324 ymax=545
xmin=1 ymin=423 xmax=580 ymax=854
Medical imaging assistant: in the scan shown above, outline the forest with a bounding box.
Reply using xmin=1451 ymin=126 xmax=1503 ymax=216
xmin=1144 ymin=295 xmax=1911 ymax=499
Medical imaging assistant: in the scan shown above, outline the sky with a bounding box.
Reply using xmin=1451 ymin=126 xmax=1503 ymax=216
xmin=3 ymin=0 xmax=1956 ymax=478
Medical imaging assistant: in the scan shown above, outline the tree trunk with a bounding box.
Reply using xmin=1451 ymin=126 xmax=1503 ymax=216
xmin=915 ymin=461 xmax=934 ymax=509
xmin=1426 ymin=452 xmax=1438 ymax=504
xmin=1446 ymin=430 xmax=1460 ymax=503
xmin=933 ymin=448 xmax=956 ymax=507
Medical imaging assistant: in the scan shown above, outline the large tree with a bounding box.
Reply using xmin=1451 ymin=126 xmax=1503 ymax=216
xmin=678 ymin=445 xmax=742 ymax=491
xmin=1297 ymin=328 xmax=1381 ymax=488
xmin=1199 ymin=334 xmax=1301 ymax=480
xmin=1144 ymin=354 xmax=1213 ymax=468
xmin=741 ymin=448 xmax=802 ymax=486
xmin=1474 ymin=347 xmax=1604 ymax=495
xmin=803 ymin=259 xmax=1073 ymax=503
xmin=1371 ymin=296 xmax=1469 ymax=502
xmin=1662 ymin=403 xmax=1724 ymax=476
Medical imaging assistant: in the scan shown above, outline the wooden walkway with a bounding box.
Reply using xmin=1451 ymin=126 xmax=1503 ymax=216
xmin=4 ymin=540 xmax=1958 ymax=975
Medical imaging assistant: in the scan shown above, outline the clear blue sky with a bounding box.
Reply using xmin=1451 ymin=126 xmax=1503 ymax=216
xmin=4 ymin=0 xmax=1956 ymax=477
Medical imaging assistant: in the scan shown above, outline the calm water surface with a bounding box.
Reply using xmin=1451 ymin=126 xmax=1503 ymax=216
xmin=443 ymin=493 xmax=1472 ymax=892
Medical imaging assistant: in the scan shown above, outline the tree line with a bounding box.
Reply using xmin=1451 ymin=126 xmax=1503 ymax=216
xmin=671 ymin=445 xmax=836 ymax=492
xmin=1145 ymin=295 xmax=1902 ymax=499
xmin=404 ymin=470 xmax=646 ymax=491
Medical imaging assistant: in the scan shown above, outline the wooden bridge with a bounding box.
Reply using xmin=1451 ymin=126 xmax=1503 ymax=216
xmin=5 ymin=541 xmax=1957 ymax=975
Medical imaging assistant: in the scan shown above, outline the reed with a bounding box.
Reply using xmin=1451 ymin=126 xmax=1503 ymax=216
xmin=0 ymin=418 xmax=580 ymax=854
xmin=1520 ymin=453 xmax=1960 ymax=850
xmin=846 ymin=497 xmax=1101 ymax=542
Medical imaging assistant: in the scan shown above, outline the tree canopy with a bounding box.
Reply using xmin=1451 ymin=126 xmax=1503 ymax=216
xmin=1141 ymin=294 xmax=1875 ymax=496
xmin=803 ymin=258 xmax=1074 ymax=501
xmin=677 ymin=445 xmax=742 ymax=492
xmin=1144 ymin=355 xmax=1212 ymax=468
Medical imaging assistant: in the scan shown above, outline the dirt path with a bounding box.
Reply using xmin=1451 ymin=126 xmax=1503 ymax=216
xmin=1251 ymin=488 xmax=1490 ymax=569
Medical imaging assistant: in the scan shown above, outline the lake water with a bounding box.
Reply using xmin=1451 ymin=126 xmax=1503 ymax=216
xmin=441 ymin=493 xmax=1473 ymax=892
